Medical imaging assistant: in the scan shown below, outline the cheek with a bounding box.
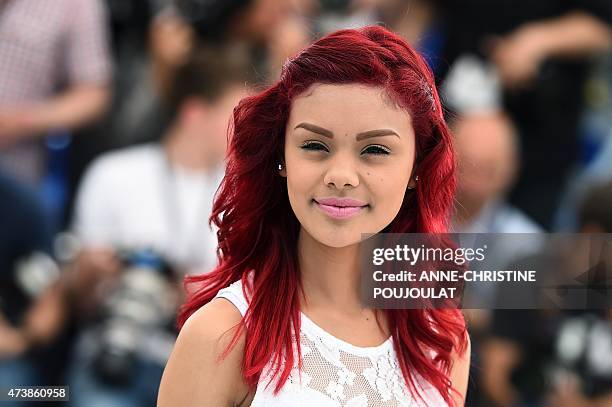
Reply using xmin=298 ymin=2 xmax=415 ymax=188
xmin=286 ymin=177 xmax=305 ymax=210
xmin=368 ymin=167 xmax=410 ymax=217
xmin=285 ymin=157 xmax=318 ymax=210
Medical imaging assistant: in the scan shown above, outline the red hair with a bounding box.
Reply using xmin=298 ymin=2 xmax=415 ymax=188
xmin=179 ymin=25 xmax=468 ymax=406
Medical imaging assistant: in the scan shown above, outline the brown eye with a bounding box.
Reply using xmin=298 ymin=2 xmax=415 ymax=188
xmin=301 ymin=141 xmax=329 ymax=152
xmin=361 ymin=145 xmax=390 ymax=155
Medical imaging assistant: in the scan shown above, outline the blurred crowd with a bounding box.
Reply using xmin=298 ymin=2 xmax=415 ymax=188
xmin=0 ymin=0 xmax=611 ymax=406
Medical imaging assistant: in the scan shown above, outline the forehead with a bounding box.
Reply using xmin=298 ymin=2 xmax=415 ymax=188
xmin=287 ymin=83 xmax=413 ymax=134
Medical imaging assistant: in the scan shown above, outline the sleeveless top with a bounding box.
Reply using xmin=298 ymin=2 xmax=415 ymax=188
xmin=213 ymin=278 xmax=448 ymax=407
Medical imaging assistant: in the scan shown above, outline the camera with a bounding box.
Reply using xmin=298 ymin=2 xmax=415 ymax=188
xmin=91 ymin=249 xmax=179 ymax=385
xmin=0 ymin=251 xmax=60 ymax=326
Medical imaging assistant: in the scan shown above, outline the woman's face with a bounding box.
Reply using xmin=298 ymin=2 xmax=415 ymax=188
xmin=283 ymin=83 xmax=416 ymax=248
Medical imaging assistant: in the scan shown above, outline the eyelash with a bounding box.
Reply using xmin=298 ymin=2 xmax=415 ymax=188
xmin=300 ymin=141 xmax=391 ymax=156
xmin=301 ymin=141 xmax=328 ymax=152
xmin=363 ymin=145 xmax=391 ymax=155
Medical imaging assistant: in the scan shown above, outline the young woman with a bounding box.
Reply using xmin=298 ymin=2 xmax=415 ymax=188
xmin=158 ymin=26 xmax=471 ymax=406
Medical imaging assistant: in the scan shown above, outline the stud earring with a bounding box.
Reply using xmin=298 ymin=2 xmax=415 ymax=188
xmin=408 ymin=175 xmax=419 ymax=190
xmin=278 ymin=163 xmax=283 ymax=171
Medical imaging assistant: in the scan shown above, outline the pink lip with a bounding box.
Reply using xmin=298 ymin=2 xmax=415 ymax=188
xmin=314 ymin=197 xmax=368 ymax=219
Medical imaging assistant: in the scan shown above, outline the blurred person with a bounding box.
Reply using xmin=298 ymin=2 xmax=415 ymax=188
xmin=70 ymin=46 xmax=251 ymax=279
xmin=480 ymin=181 xmax=612 ymax=407
xmin=63 ymin=46 xmax=252 ymax=407
xmin=451 ymin=112 xmax=542 ymax=322
xmin=453 ymin=113 xmax=542 ymax=234
xmin=63 ymin=2 xmax=193 ymax=230
xmin=174 ymin=0 xmax=309 ymax=81
xmin=429 ymin=0 xmax=612 ymax=229
xmin=444 ymin=55 xmax=544 ymax=311
xmin=452 ymin=112 xmax=544 ymax=407
xmin=70 ymin=4 xmax=193 ymax=156
xmin=64 ymin=0 xmax=160 ymax=189
xmin=442 ymin=42 xmax=541 ymax=235
xmin=0 ymin=0 xmax=111 ymax=184
xmin=0 ymin=171 xmax=66 ymax=404
xmin=546 ymin=308 xmax=612 ymax=407
xmin=554 ymin=54 xmax=612 ymax=232
xmin=101 ymin=0 xmax=307 ymax=149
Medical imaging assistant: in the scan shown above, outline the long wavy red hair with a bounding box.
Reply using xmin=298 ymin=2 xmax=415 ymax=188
xmin=179 ymin=25 xmax=468 ymax=406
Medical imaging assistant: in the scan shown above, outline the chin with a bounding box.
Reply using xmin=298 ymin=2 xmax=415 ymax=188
xmin=311 ymin=228 xmax=365 ymax=249
xmin=297 ymin=208 xmax=390 ymax=248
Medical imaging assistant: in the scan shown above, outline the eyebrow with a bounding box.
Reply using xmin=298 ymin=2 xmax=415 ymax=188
xmin=294 ymin=122 xmax=400 ymax=141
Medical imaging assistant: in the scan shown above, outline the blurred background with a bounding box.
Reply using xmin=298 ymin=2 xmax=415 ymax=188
xmin=0 ymin=0 xmax=611 ymax=406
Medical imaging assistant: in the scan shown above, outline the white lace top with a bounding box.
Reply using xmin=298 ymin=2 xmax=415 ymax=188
xmin=214 ymin=279 xmax=448 ymax=407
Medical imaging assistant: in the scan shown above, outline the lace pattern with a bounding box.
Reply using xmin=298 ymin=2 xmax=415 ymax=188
xmin=215 ymin=279 xmax=447 ymax=407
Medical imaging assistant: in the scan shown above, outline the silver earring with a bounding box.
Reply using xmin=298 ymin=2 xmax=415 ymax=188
xmin=278 ymin=163 xmax=283 ymax=171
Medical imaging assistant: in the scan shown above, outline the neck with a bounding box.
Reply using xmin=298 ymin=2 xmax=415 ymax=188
xmin=164 ymin=128 xmax=220 ymax=173
xmin=297 ymin=229 xmax=365 ymax=316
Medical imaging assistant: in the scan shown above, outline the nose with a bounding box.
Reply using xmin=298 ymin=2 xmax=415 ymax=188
xmin=323 ymin=155 xmax=360 ymax=190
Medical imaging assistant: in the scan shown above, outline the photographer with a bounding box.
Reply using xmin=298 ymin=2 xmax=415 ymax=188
xmin=544 ymin=181 xmax=612 ymax=406
xmin=480 ymin=180 xmax=612 ymax=407
xmin=433 ymin=0 xmax=612 ymax=229
xmin=64 ymin=46 xmax=252 ymax=406
xmin=0 ymin=171 xmax=65 ymax=404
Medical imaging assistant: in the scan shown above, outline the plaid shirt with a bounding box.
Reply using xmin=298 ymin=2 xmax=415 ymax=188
xmin=0 ymin=0 xmax=111 ymax=182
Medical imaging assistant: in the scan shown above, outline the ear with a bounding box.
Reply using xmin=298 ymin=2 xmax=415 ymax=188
xmin=407 ymin=165 xmax=420 ymax=189
xmin=278 ymin=162 xmax=287 ymax=178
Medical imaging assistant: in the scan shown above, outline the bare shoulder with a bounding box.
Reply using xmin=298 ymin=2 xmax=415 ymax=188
xmin=157 ymin=298 xmax=249 ymax=407
xmin=449 ymin=331 xmax=471 ymax=406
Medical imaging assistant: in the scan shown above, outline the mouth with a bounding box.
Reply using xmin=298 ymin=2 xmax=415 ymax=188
xmin=313 ymin=198 xmax=369 ymax=220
